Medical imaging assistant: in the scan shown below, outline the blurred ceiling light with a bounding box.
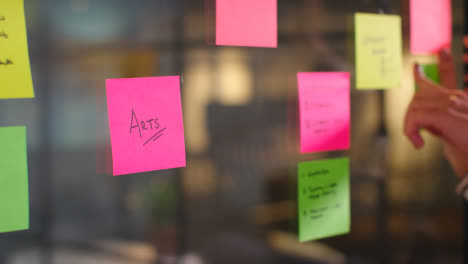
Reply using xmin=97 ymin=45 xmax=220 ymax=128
xmin=183 ymin=51 xmax=213 ymax=154
xmin=217 ymin=49 xmax=253 ymax=106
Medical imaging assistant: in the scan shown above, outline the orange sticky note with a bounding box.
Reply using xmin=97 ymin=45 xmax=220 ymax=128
xmin=106 ymin=76 xmax=186 ymax=176
xmin=216 ymin=0 xmax=277 ymax=47
xmin=410 ymin=0 xmax=452 ymax=54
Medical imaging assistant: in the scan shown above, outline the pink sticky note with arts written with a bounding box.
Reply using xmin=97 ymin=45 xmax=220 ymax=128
xmin=216 ymin=0 xmax=277 ymax=47
xmin=410 ymin=0 xmax=452 ymax=54
xmin=298 ymin=72 xmax=350 ymax=154
xmin=106 ymin=76 xmax=186 ymax=176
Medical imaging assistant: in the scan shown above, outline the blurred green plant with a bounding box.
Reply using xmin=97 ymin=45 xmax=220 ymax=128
xmin=143 ymin=179 xmax=177 ymax=226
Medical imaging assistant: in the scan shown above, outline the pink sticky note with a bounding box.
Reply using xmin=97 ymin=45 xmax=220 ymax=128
xmin=410 ymin=0 xmax=452 ymax=54
xmin=298 ymin=72 xmax=350 ymax=154
xmin=216 ymin=0 xmax=277 ymax=47
xmin=106 ymin=76 xmax=186 ymax=176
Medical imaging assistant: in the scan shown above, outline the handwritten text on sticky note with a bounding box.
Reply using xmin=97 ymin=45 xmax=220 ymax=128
xmin=410 ymin=0 xmax=451 ymax=54
xmin=298 ymin=72 xmax=350 ymax=153
xmin=106 ymin=76 xmax=186 ymax=176
xmin=355 ymin=13 xmax=402 ymax=89
xmin=216 ymin=0 xmax=277 ymax=47
xmin=0 ymin=126 xmax=29 ymax=234
xmin=0 ymin=0 xmax=34 ymax=99
xmin=298 ymin=158 xmax=350 ymax=242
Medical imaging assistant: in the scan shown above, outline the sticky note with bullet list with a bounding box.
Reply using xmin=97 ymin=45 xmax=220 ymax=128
xmin=216 ymin=0 xmax=277 ymax=47
xmin=298 ymin=72 xmax=350 ymax=154
xmin=355 ymin=13 xmax=402 ymax=89
xmin=0 ymin=126 xmax=29 ymax=234
xmin=106 ymin=76 xmax=186 ymax=176
xmin=298 ymin=157 xmax=350 ymax=242
xmin=410 ymin=0 xmax=451 ymax=54
xmin=0 ymin=0 xmax=34 ymax=99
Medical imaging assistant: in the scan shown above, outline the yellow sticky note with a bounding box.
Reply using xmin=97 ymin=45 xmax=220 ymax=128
xmin=0 ymin=0 xmax=34 ymax=99
xmin=355 ymin=13 xmax=402 ymax=90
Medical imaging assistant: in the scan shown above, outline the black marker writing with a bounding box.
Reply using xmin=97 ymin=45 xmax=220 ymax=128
xmin=129 ymin=108 xmax=165 ymax=146
xmin=309 ymin=194 xmax=320 ymax=199
xmin=305 ymin=101 xmax=332 ymax=111
xmin=143 ymin=128 xmax=166 ymax=146
xmin=0 ymin=59 xmax=13 ymax=65
xmin=364 ymin=35 xmax=396 ymax=79
xmin=141 ymin=121 xmax=148 ymax=131
xmin=372 ymin=48 xmax=386 ymax=55
xmin=322 ymin=190 xmax=336 ymax=196
xmin=306 ymin=169 xmax=330 ymax=177
xmin=364 ymin=36 xmax=384 ymax=45
xmin=314 ymin=129 xmax=328 ymax=134
xmin=309 ymin=186 xmax=323 ymax=192
xmin=310 ymin=207 xmax=328 ymax=213
xmin=146 ymin=119 xmax=154 ymax=129
xmin=130 ymin=108 xmax=142 ymax=138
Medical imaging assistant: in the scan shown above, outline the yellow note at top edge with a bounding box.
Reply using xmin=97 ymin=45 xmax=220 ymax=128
xmin=0 ymin=0 xmax=34 ymax=99
xmin=355 ymin=13 xmax=402 ymax=90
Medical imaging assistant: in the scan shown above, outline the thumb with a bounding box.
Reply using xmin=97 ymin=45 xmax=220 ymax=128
xmin=414 ymin=63 xmax=439 ymax=90
xmin=438 ymin=49 xmax=457 ymax=90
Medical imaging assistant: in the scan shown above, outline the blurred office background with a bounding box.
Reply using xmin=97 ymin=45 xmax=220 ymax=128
xmin=0 ymin=0 xmax=464 ymax=263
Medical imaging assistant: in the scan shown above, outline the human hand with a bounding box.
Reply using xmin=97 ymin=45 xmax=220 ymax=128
xmin=404 ymin=63 xmax=468 ymax=158
xmin=444 ymin=143 xmax=468 ymax=179
xmin=438 ymin=49 xmax=468 ymax=179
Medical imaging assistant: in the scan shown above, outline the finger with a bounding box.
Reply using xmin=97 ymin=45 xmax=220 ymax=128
xmin=412 ymin=89 xmax=463 ymax=110
xmin=463 ymin=54 xmax=468 ymax=64
xmin=414 ymin=63 xmax=440 ymax=90
xmin=449 ymin=92 xmax=468 ymax=113
xmin=413 ymin=83 xmax=452 ymax=100
xmin=448 ymin=106 xmax=468 ymax=120
xmin=409 ymin=101 xmax=445 ymax=112
xmin=405 ymin=109 xmax=445 ymax=148
xmin=438 ymin=49 xmax=457 ymax=90
xmin=404 ymin=105 xmax=442 ymax=136
xmin=404 ymin=110 xmax=426 ymax=148
xmin=426 ymin=126 xmax=442 ymax=137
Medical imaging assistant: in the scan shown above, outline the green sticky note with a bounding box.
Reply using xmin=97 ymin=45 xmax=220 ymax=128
xmin=416 ymin=64 xmax=440 ymax=91
xmin=298 ymin=157 xmax=350 ymax=242
xmin=0 ymin=0 xmax=34 ymax=99
xmin=0 ymin=126 xmax=29 ymax=233
xmin=355 ymin=13 xmax=402 ymax=89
